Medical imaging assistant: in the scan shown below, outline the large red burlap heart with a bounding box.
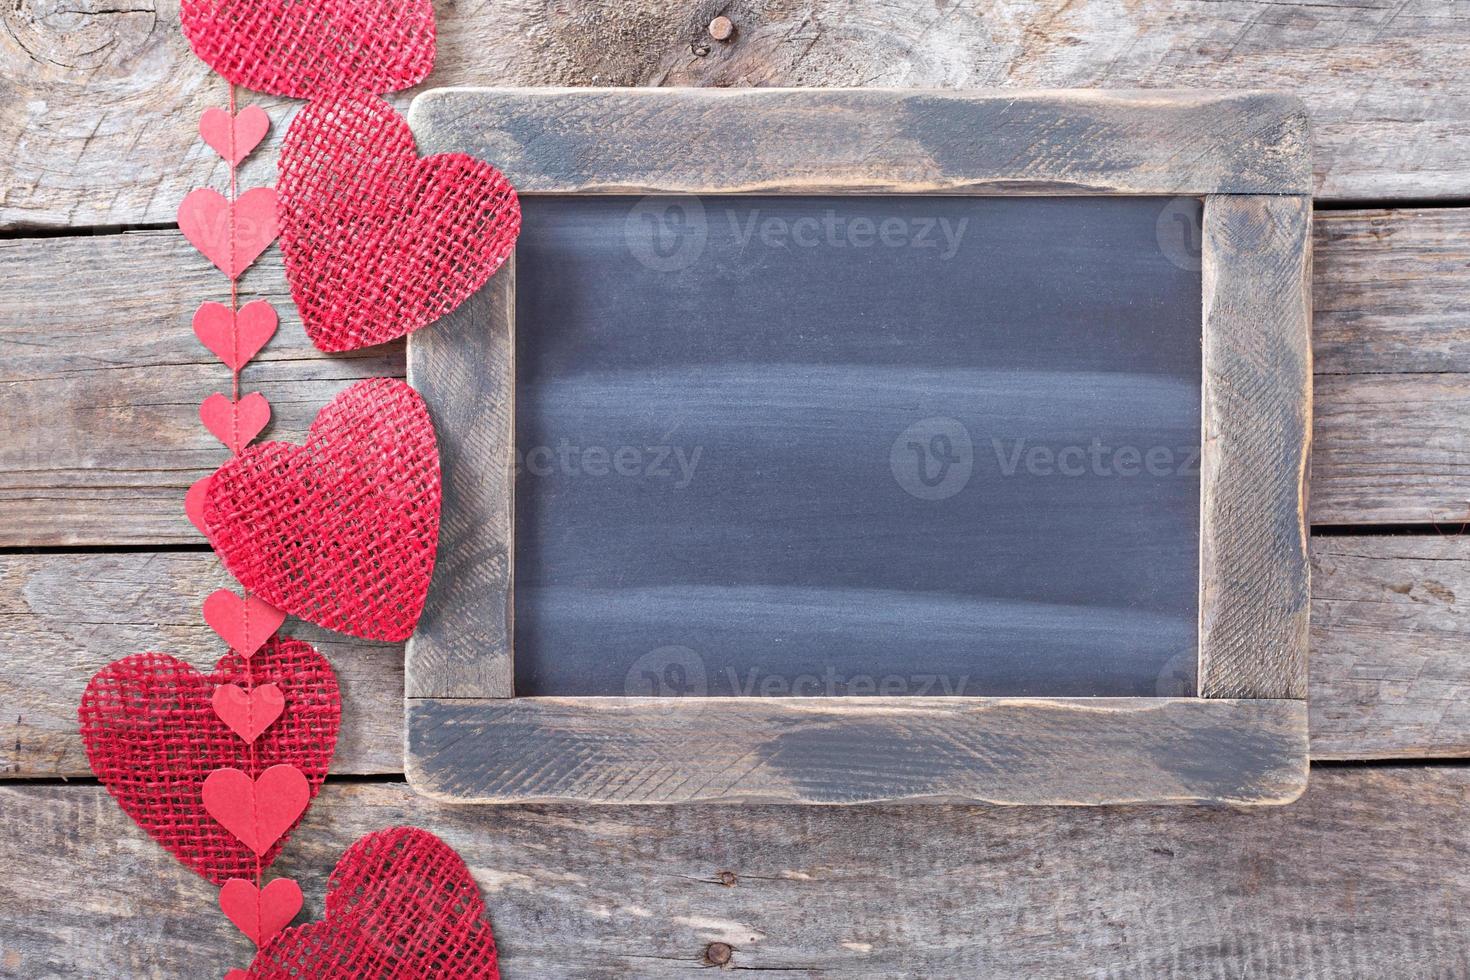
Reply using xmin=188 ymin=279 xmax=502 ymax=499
xmin=78 ymin=639 xmax=339 ymax=886
xmin=278 ymin=96 xmax=521 ymax=353
xmin=180 ymin=0 xmax=436 ymax=99
xmin=243 ymin=828 xmax=499 ymax=979
xmin=203 ymin=378 xmax=440 ymax=642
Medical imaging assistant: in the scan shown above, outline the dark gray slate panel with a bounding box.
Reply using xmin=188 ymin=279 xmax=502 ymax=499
xmin=513 ymin=196 xmax=1202 ymax=697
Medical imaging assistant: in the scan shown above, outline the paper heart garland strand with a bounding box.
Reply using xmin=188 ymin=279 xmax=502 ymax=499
xmin=78 ymin=641 xmax=339 ymax=885
xmin=203 ymin=587 xmax=286 ymax=657
xmin=178 ymin=186 xmax=280 ymax=279
xmin=278 ymin=95 xmax=521 ymax=352
xmin=240 ymin=828 xmax=500 ymax=979
xmin=194 ymin=300 xmax=278 ymax=370
xmin=203 ymin=764 xmax=311 ymax=857
xmin=200 ymin=105 xmax=270 ymax=165
xmin=213 ymin=682 xmax=285 ymax=743
xmin=221 ymin=877 xmax=304 ymax=947
xmin=203 ymin=378 xmax=441 ymax=642
xmin=200 ymin=391 xmax=271 ymax=453
xmin=181 ymin=0 xmax=435 ymax=99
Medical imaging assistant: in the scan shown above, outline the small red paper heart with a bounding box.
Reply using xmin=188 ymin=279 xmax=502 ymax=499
xmin=203 ymin=764 xmax=310 ymax=857
xmin=221 ymin=877 xmax=303 ymax=947
xmin=200 ymin=106 xmax=270 ymax=166
xmin=79 ymin=641 xmax=339 ymax=885
xmin=194 ymin=300 xmax=278 ymax=370
xmin=178 ymin=187 xmax=280 ymax=280
xmin=244 ymin=829 xmax=499 ymax=979
xmin=213 ymin=682 xmax=285 ymax=744
xmin=204 ymin=379 xmax=440 ymax=642
xmin=186 ymin=475 xmax=212 ymax=536
xmin=200 ymin=392 xmax=271 ymax=453
xmin=279 ymin=96 xmax=520 ymax=352
xmin=203 ymin=588 xmax=286 ymax=658
xmin=181 ymin=0 xmax=435 ymax=99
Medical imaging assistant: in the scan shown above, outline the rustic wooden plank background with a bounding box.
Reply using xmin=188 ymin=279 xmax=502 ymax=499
xmin=2 ymin=0 xmax=1468 ymax=976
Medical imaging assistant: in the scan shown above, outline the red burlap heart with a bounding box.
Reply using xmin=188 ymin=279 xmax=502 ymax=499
xmin=78 ymin=639 xmax=339 ymax=885
xmin=180 ymin=0 xmax=435 ymax=99
xmin=203 ymin=378 xmax=441 ymax=642
xmin=279 ymin=96 xmax=521 ymax=352
xmin=244 ymin=828 xmax=499 ymax=979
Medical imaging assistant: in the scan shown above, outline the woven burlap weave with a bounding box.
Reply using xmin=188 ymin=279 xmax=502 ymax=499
xmin=181 ymin=0 xmax=436 ymax=99
xmin=78 ymin=641 xmax=339 ymax=886
xmin=246 ymin=827 xmax=500 ymax=978
xmin=203 ymin=378 xmax=441 ymax=643
xmin=279 ymin=95 xmax=521 ymax=353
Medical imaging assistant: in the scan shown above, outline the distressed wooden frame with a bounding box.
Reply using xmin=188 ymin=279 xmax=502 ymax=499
xmin=403 ymin=88 xmax=1312 ymax=805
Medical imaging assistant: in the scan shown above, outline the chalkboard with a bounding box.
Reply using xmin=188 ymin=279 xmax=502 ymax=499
xmin=512 ymin=195 xmax=1203 ymax=699
xmin=404 ymin=88 xmax=1312 ymax=806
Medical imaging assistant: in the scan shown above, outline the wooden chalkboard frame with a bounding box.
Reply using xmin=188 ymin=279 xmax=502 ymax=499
xmin=403 ymin=88 xmax=1312 ymax=806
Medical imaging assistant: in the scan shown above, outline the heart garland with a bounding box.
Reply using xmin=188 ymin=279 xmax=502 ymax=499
xmin=85 ymin=1 xmax=521 ymax=970
xmin=79 ymin=642 xmax=339 ymax=886
xmin=238 ymin=828 xmax=500 ymax=979
xmin=203 ymin=378 xmax=442 ymax=642
xmin=278 ymin=95 xmax=522 ymax=352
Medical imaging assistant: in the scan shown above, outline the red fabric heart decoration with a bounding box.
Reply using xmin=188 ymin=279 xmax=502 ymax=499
xmin=278 ymin=96 xmax=521 ymax=352
xmin=200 ymin=105 xmax=270 ymax=165
xmin=180 ymin=0 xmax=436 ymax=99
xmin=243 ymin=828 xmax=500 ymax=979
xmin=203 ymin=378 xmax=441 ymax=642
xmin=178 ymin=187 xmax=279 ymax=280
xmin=221 ymin=877 xmax=303 ymax=947
xmin=78 ymin=640 xmax=339 ymax=885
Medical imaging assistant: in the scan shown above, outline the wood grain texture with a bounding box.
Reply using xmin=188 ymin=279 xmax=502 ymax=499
xmin=2 ymin=0 xmax=1467 ymax=230
xmin=0 ymin=553 xmax=403 ymax=778
xmin=1199 ymin=196 xmax=1312 ymax=699
xmin=1309 ymin=534 xmax=1470 ymax=761
xmin=405 ymin=263 xmax=516 ymax=700
xmin=409 ymin=87 xmax=1310 ymax=195
xmin=406 ymin=697 xmax=1308 ymax=805
xmin=3 ymin=537 xmax=1468 ymax=776
xmin=3 ymin=768 xmax=1469 ymax=976
xmin=8 ymin=210 xmax=1464 ymax=545
xmin=1311 ymin=209 xmax=1470 ymax=525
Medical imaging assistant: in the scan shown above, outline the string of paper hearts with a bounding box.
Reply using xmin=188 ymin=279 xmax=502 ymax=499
xmin=81 ymin=0 xmax=519 ymax=972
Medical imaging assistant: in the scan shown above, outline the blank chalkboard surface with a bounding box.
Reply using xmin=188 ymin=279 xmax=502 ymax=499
xmin=512 ymin=195 xmax=1202 ymax=699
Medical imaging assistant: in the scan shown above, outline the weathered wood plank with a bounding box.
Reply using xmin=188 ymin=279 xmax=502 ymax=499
xmin=0 ymin=553 xmax=403 ymax=778
xmin=410 ymin=87 xmax=1311 ymax=195
xmin=1198 ymin=195 xmax=1311 ymax=698
xmin=2 ymin=0 xmax=1467 ymax=231
xmin=405 ymin=261 xmax=516 ymax=701
xmin=4 ymin=537 xmax=1468 ymax=777
xmin=1309 ymin=534 xmax=1470 ymax=760
xmin=407 ymin=697 xmax=1308 ymax=805
xmin=4 ymin=208 xmax=1468 ymax=544
xmin=3 ymin=768 xmax=1468 ymax=976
